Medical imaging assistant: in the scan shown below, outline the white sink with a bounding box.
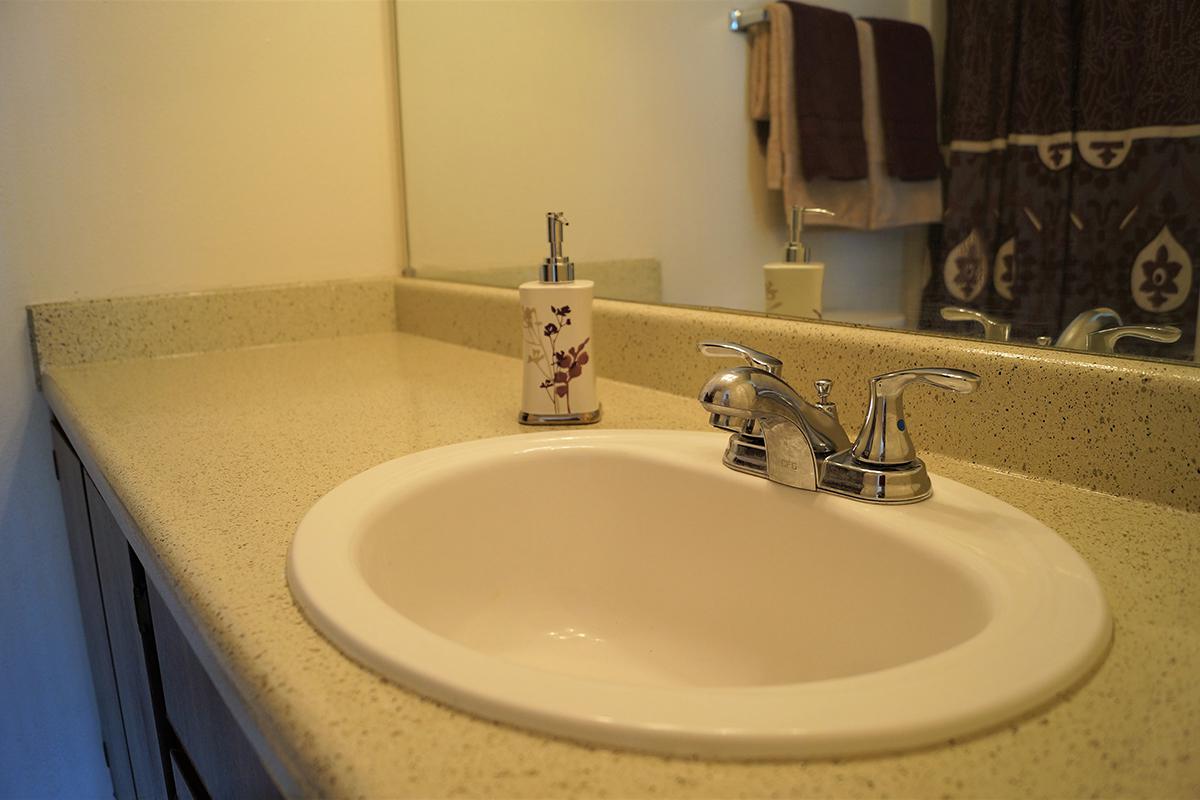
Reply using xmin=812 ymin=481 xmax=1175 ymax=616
xmin=288 ymin=430 xmax=1110 ymax=758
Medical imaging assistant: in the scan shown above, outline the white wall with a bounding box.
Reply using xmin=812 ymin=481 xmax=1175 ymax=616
xmin=0 ymin=2 xmax=404 ymax=794
xmin=397 ymin=0 xmax=924 ymax=315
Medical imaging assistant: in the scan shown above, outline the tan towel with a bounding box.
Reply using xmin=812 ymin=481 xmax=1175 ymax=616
xmin=764 ymin=3 xmax=788 ymax=192
xmin=761 ymin=4 xmax=942 ymax=229
xmin=748 ymin=24 xmax=771 ymax=121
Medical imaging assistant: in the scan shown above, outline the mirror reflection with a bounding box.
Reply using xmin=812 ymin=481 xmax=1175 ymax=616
xmin=395 ymin=0 xmax=1199 ymax=364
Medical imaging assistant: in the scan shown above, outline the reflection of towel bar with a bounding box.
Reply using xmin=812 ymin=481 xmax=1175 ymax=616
xmin=730 ymin=7 xmax=770 ymax=33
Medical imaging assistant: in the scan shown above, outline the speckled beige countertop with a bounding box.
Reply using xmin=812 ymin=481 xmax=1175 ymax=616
xmin=41 ymin=329 xmax=1199 ymax=799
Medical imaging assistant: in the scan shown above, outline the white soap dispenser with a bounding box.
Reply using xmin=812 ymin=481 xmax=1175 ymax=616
xmin=764 ymin=206 xmax=835 ymax=318
xmin=518 ymin=212 xmax=601 ymax=425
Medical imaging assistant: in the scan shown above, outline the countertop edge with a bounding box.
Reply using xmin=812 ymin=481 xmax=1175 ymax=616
xmin=42 ymin=374 xmax=314 ymax=798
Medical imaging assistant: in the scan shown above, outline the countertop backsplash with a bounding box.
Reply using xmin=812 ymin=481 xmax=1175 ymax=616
xmin=29 ymin=276 xmax=1200 ymax=513
xmin=395 ymin=278 xmax=1200 ymax=513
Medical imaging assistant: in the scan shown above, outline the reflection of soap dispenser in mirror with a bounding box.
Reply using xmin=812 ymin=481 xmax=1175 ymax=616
xmin=764 ymin=206 xmax=835 ymax=318
xmin=518 ymin=212 xmax=601 ymax=425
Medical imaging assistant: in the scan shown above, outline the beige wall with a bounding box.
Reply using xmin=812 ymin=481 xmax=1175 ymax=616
xmin=0 ymin=2 xmax=405 ymax=794
xmin=397 ymin=0 xmax=923 ymax=316
xmin=2 ymin=0 xmax=406 ymax=299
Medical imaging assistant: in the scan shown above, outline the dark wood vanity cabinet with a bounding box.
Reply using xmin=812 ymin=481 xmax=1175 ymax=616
xmin=147 ymin=584 xmax=281 ymax=800
xmin=54 ymin=425 xmax=142 ymax=799
xmin=52 ymin=422 xmax=281 ymax=800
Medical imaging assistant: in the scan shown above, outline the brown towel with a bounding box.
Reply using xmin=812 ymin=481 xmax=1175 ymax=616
xmin=863 ymin=17 xmax=941 ymax=180
xmin=785 ymin=1 xmax=867 ymax=181
xmin=761 ymin=4 xmax=942 ymax=230
xmin=855 ymin=19 xmax=943 ymax=228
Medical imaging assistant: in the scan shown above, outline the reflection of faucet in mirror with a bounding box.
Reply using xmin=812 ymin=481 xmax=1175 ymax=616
xmin=1084 ymin=324 xmax=1182 ymax=354
xmin=939 ymin=307 xmax=1012 ymax=342
xmin=941 ymin=305 xmax=1182 ymax=355
xmin=1055 ymin=308 xmax=1181 ymax=354
xmin=1052 ymin=308 xmax=1124 ymax=350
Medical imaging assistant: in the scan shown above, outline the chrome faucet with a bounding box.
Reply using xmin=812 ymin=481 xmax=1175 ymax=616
xmin=1052 ymin=307 xmax=1122 ymax=349
xmin=940 ymin=306 xmax=1012 ymax=342
xmin=1051 ymin=307 xmax=1181 ymax=353
xmin=1085 ymin=324 xmax=1181 ymax=353
xmin=699 ymin=342 xmax=850 ymax=491
xmin=942 ymin=305 xmax=1181 ymax=355
xmin=697 ymin=341 xmax=980 ymax=503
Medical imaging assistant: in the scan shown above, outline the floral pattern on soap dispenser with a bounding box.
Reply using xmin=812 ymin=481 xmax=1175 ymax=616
xmin=522 ymin=304 xmax=591 ymax=414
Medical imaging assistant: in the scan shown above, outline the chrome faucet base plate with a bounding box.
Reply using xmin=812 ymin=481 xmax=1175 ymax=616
xmin=819 ymin=451 xmax=932 ymax=504
xmin=518 ymin=406 xmax=603 ymax=426
xmin=721 ymin=432 xmax=768 ymax=476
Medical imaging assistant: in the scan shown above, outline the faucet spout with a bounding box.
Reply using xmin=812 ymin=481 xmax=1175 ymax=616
xmin=699 ymin=365 xmax=849 ymax=491
xmin=696 ymin=342 xmax=850 ymax=491
xmin=699 ymin=366 xmax=850 ymax=457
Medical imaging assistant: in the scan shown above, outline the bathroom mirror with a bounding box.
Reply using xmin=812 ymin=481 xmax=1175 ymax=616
xmin=394 ymin=0 xmax=1200 ymax=365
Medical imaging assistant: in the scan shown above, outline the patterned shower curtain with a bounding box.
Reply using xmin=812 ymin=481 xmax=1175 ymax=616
xmin=919 ymin=0 xmax=1200 ymax=360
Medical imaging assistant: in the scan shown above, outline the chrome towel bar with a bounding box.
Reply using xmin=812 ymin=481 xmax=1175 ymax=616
xmin=729 ymin=7 xmax=770 ymax=33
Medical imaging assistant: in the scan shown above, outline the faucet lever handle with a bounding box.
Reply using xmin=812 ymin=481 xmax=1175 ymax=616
xmin=698 ymin=341 xmax=783 ymax=376
xmin=939 ymin=306 xmax=1013 ymax=342
xmin=1086 ymin=324 xmax=1181 ymax=353
xmin=851 ymin=368 xmax=981 ymax=467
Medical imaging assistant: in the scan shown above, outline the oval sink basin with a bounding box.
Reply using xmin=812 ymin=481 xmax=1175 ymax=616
xmin=288 ymin=430 xmax=1110 ymax=758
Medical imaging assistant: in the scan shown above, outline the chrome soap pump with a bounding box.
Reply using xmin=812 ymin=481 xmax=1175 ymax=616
xmin=518 ymin=212 xmax=600 ymax=425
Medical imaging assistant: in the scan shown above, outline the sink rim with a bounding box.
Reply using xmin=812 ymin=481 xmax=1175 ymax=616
xmin=288 ymin=429 xmax=1112 ymax=759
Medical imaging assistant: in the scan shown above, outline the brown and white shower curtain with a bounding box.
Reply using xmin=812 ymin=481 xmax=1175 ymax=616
xmin=920 ymin=0 xmax=1200 ymax=360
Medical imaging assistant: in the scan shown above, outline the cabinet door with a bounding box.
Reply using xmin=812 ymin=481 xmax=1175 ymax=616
xmin=168 ymin=750 xmax=206 ymax=800
xmin=85 ymin=477 xmax=171 ymax=800
xmin=54 ymin=420 xmax=280 ymax=798
xmin=52 ymin=424 xmax=135 ymax=800
xmin=147 ymin=583 xmax=282 ymax=800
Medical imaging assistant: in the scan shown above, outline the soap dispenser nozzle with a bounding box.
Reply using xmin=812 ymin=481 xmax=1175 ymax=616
xmin=541 ymin=211 xmax=575 ymax=282
xmin=784 ymin=206 xmax=835 ymax=263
